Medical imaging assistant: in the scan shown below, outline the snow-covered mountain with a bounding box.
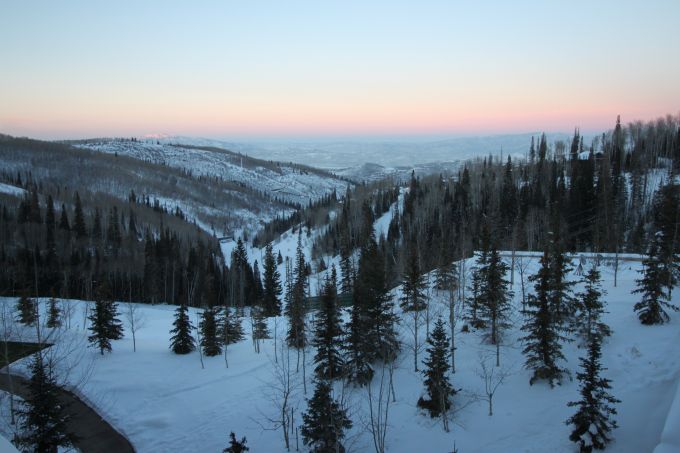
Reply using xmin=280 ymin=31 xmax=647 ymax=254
xmin=73 ymin=139 xmax=351 ymax=207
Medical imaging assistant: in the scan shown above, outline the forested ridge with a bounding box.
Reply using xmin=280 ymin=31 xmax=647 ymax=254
xmin=291 ymin=115 xmax=680 ymax=289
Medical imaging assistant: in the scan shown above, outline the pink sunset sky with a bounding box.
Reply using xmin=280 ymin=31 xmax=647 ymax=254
xmin=1 ymin=1 xmax=679 ymax=140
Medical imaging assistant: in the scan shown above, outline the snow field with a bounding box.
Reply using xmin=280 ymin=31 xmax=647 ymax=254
xmin=0 ymin=256 xmax=679 ymax=452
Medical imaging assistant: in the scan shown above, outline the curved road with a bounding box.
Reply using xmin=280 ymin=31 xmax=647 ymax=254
xmin=0 ymin=373 xmax=135 ymax=453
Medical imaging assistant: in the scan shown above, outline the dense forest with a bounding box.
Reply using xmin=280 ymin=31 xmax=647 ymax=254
xmin=290 ymin=115 xmax=680 ymax=289
xmin=1 ymin=115 xmax=678 ymax=310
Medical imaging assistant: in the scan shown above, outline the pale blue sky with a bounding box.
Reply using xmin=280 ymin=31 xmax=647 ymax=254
xmin=1 ymin=0 xmax=679 ymax=139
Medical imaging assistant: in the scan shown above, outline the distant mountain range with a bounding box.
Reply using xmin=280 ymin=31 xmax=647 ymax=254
xmin=141 ymin=132 xmax=592 ymax=181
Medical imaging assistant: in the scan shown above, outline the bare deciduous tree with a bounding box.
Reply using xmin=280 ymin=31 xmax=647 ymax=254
xmin=258 ymin=342 xmax=301 ymax=451
xmin=124 ymin=302 xmax=145 ymax=352
xmin=475 ymin=355 xmax=512 ymax=417
xmin=366 ymin=362 xmax=393 ymax=453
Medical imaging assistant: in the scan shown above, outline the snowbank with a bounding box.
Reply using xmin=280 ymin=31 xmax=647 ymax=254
xmin=0 ymin=183 xmax=24 ymax=197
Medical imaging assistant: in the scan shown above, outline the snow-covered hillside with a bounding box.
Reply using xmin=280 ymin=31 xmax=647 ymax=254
xmin=74 ymin=139 xmax=350 ymax=207
xmin=1 ymin=257 xmax=678 ymax=453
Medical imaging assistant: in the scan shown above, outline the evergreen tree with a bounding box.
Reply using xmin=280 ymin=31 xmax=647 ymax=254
xmin=88 ymin=299 xmax=113 ymax=355
xmin=58 ymin=204 xmax=70 ymax=231
xmin=478 ymin=245 xmax=513 ymax=345
xmin=633 ymin=243 xmax=679 ymax=324
xmin=548 ymin=229 xmax=576 ymax=329
xmin=251 ymin=305 xmax=271 ymax=347
xmin=417 ymin=318 xmax=454 ymax=417
xmin=220 ymin=306 xmax=245 ymax=345
xmin=465 ymin=265 xmax=485 ymax=329
xmin=574 ymin=266 xmax=611 ymax=343
xmin=339 ymin=224 xmax=354 ymax=295
xmin=262 ymin=243 xmax=283 ymax=316
xmin=301 ymin=379 xmax=352 ymax=453
xmin=521 ymin=250 xmax=569 ymax=386
xmin=230 ymin=238 xmax=254 ymax=307
xmin=200 ymin=307 xmax=222 ymax=357
xmin=434 ymin=239 xmax=457 ymax=292
xmin=346 ymin=232 xmax=399 ymax=385
xmin=223 ymin=432 xmax=249 ymax=453
xmin=652 ymin=180 xmax=680 ymax=296
xmin=45 ymin=195 xmax=56 ymax=247
xmin=92 ymin=208 xmax=102 ymax=241
xmin=86 ymin=282 xmax=123 ymax=354
xmin=170 ymin=304 xmax=195 ymax=354
xmin=400 ymin=243 xmax=427 ymax=312
xmin=566 ymin=333 xmax=620 ymax=452
xmin=15 ymin=353 xmax=74 ymax=452
xmin=286 ymin=232 xmax=307 ymax=348
xmin=72 ymin=192 xmax=87 ymax=239
xmin=312 ymin=268 xmax=344 ymax=381
xmin=252 ymin=260 xmax=264 ymax=304
xmin=15 ymin=292 xmax=36 ymax=326
xmin=345 ymin=301 xmax=373 ymax=385
xmin=46 ymin=297 xmax=62 ymax=329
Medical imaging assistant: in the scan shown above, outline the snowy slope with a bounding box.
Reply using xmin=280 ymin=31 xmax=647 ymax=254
xmin=73 ymin=139 xmax=350 ymax=207
xmin=0 ymin=183 xmax=24 ymax=197
xmin=1 ymin=256 xmax=679 ymax=453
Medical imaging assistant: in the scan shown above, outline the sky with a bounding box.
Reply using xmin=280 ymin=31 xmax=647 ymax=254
xmin=1 ymin=0 xmax=679 ymax=141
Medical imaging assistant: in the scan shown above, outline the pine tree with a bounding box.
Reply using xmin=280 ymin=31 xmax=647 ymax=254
xmin=16 ymin=292 xmax=36 ymax=326
xmin=262 ymin=243 xmax=283 ymax=316
xmin=400 ymin=243 xmax=427 ymax=312
xmin=15 ymin=353 xmax=74 ymax=452
xmin=58 ymin=204 xmax=70 ymax=231
xmin=548 ymin=230 xmax=576 ymax=329
xmin=521 ymin=250 xmax=569 ymax=386
xmin=345 ymin=298 xmax=373 ymax=385
xmin=434 ymin=239 xmax=457 ymax=292
xmin=466 ymin=265 xmax=485 ymax=329
xmin=301 ymin=379 xmax=352 ymax=453
xmin=478 ymin=245 xmax=512 ymax=346
xmin=286 ymin=232 xmax=307 ymax=349
xmin=574 ymin=266 xmax=611 ymax=343
xmin=88 ymin=299 xmax=113 ymax=355
xmin=566 ymin=333 xmax=620 ymax=452
xmin=223 ymin=432 xmax=249 ymax=453
xmin=200 ymin=307 xmax=222 ymax=357
xmin=46 ymin=297 xmax=62 ymax=329
xmin=346 ymin=232 xmax=399 ymax=385
xmin=220 ymin=306 xmax=245 ymax=345
xmin=651 ymin=180 xmax=680 ymax=296
xmin=400 ymin=242 xmax=427 ymax=371
xmin=251 ymin=305 xmax=270 ymax=349
xmin=312 ymin=268 xmax=344 ymax=381
xmin=339 ymin=224 xmax=354 ymax=295
xmin=87 ymin=283 xmax=124 ymax=354
xmin=417 ymin=318 xmax=454 ymax=417
xmin=105 ymin=299 xmax=124 ymax=341
xmin=252 ymin=260 xmax=264 ymax=304
xmin=633 ymin=243 xmax=679 ymax=324
xmin=170 ymin=304 xmax=195 ymax=354
xmin=72 ymin=192 xmax=87 ymax=239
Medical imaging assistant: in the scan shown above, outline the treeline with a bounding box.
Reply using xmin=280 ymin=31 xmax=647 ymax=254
xmin=0 ymin=178 xmax=227 ymax=306
xmin=307 ymin=115 xmax=680 ymax=288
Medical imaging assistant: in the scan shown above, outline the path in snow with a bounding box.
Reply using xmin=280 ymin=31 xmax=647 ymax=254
xmin=0 ymin=372 xmax=135 ymax=453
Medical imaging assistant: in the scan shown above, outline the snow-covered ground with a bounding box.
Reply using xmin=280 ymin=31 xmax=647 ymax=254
xmin=0 ymin=255 xmax=678 ymax=453
xmin=0 ymin=183 xmax=24 ymax=198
